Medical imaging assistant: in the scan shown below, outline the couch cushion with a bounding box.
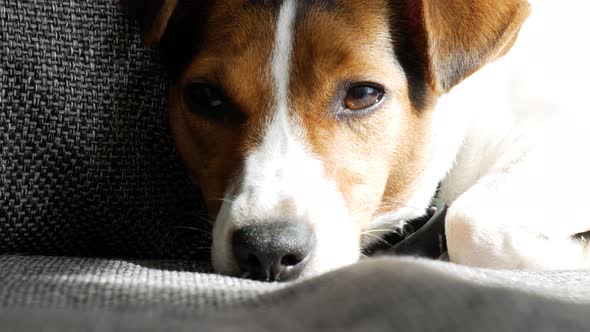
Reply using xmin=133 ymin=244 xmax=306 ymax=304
xmin=0 ymin=0 xmax=210 ymax=258
xmin=0 ymin=255 xmax=589 ymax=331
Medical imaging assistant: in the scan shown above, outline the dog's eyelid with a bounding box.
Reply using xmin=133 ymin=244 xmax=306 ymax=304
xmin=337 ymin=78 xmax=384 ymax=89
xmin=185 ymin=77 xmax=216 ymax=85
xmin=184 ymin=79 xmax=222 ymax=92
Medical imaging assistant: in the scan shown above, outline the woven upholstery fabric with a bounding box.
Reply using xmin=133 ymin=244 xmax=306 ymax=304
xmin=0 ymin=255 xmax=274 ymax=311
xmin=0 ymin=0 xmax=210 ymax=258
xmin=1 ymin=255 xmax=589 ymax=331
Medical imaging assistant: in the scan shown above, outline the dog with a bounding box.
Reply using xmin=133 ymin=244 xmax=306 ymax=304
xmin=123 ymin=0 xmax=590 ymax=281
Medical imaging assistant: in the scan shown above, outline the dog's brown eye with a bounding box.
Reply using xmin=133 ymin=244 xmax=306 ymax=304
xmin=183 ymin=82 xmax=244 ymax=122
xmin=184 ymin=82 xmax=226 ymax=112
xmin=344 ymin=85 xmax=384 ymax=111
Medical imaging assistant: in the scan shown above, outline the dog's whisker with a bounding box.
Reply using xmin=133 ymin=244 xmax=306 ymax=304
xmin=361 ymin=233 xmax=392 ymax=246
xmin=347 ymin=200 xmax=428 ymax=222
xmin=196 ymin=216 xmax=215 ymax=225
xmin=192 ymin=247 xmax=212 ymax=252
xmin=361 ymin=229 xmax=399 ymax=235
xmin=379 ymin=200 xmax=429 ymax=212
xmin=369 ymin=220 xmax=408 ymax=227
xmin=208 ymin=197 xmax=236 ymax=204
xmin=174 ymin=226 xmax=213 ymax=235
xmin=191 ymin=218 xmax=214 ymax=225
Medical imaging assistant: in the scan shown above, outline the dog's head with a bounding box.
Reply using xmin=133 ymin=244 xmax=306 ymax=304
xmin=124 ymin=0 xmax=530 ymax=281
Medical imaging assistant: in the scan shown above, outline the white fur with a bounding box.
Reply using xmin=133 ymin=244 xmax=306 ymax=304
xmin=212 ymin=0 xmax=359 ymax=277
xmin=437 ymin=0 xmax=590 ymax=269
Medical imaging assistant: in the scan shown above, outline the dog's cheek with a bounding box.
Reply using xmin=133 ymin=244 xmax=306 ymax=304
xmin=193 ymin=147 xmax=242 ymax=219
xmin=168 ymin=88 xmax=242 ymax=218
xmin=335 ymin=110 xmax=404 ymax=225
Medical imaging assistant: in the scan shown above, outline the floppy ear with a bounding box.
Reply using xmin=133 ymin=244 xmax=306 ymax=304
xmin=121 ymin=0 xmax=178 ymax=46
xmin=402 ymin=0 xmax=531 ymax=94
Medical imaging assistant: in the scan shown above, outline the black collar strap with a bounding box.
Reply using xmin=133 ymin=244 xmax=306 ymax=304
xmin=366 ymin=198 xmax=448 ymax=260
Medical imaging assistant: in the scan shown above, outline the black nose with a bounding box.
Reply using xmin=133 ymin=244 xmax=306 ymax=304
xmin=232 ymin=222 xmax=315 ymax=282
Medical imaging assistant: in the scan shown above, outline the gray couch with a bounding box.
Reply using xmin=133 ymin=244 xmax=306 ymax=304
xmin=1 ymin=1 xmax=589 ymax=331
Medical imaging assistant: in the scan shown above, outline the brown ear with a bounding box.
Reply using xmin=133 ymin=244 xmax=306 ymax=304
xmin=121 ymin=0 xmax=178 ymax=46
xmin=406 ymin=0 xmax=531 ymax=93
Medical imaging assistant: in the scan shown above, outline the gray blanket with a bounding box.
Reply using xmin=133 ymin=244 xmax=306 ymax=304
xmin=1 ymin=255 xmax=589 ymax=331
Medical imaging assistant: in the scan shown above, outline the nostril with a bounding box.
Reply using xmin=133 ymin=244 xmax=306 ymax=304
xmin=232 ymin=222 xmax=315 ymax=281
xmin=281 ymin=254 xmax=304 ymax=267
xmin=246 ymin=254 xmax=261 ymax=269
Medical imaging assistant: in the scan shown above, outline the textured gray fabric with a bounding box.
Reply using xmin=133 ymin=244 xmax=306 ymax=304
xmin=0 ymin=0 xmax=210 ymax=258
xmin=0 ymin=255 xmax=273 ymax=311
xmin=0 ymin=255 xmax=589 ymax=331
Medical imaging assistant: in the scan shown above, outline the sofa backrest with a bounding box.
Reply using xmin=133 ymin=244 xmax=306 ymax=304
xmin=0 ymin=0 xmax=211 ymax=259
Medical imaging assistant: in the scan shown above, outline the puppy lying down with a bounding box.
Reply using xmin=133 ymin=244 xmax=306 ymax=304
xmin=122 ymin=0 xmax=590 ymax=281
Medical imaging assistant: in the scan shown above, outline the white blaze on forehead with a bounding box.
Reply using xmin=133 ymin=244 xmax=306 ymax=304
xmin=272 ymin=0 xmax=296 ymax=113
xmin=212 ymin=0 xmax=360 ymax=277
xmin=237 ymin=0 xmax=309 ymax=217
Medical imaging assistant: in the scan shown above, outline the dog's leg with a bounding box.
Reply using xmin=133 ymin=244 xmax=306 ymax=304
xmin=445 ymin=168 xmax=590 ymax=270
xmin=443 ymin=114 xmax=590 ymax=269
